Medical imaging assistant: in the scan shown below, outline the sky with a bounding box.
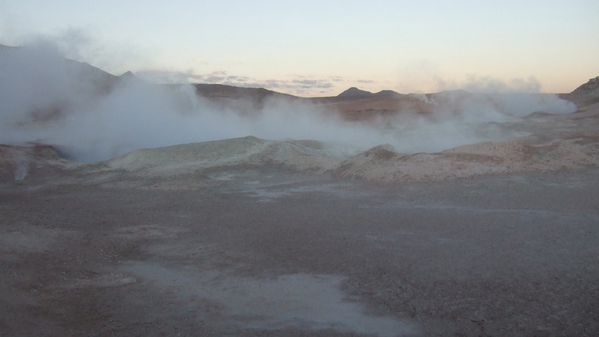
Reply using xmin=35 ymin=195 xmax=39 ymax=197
xmin=1 ymin=0 xmax=598 ymax=96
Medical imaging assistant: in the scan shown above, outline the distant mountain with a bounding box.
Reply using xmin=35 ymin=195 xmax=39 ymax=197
xmin=119 ymin=71 xmax=136 ymax=79
xmin=0 ymin=44 xmax=129 ymax=125
xmin=569 ymin=76 xmax=599 ymax=106
xmin=194 ymin=83 xmax=295 ymax=100
xmin=337 ymin=87 xmax=374 ymax=98
xmin=572 ymin=76 xmax=599 ymax=95
xmin=337 ymin=87 xmax=402 ymax=99
xmin=189 ymin=83 xmax=300 ymax=111
xmin=64 ymin=59 xmax=120 ymax=95
xmin=0 ymin=44 xmax=120 ymax=96
xmin=3 ymin=41 xmax=595 ymax=115
xmin=374 ymin=90 xmax=402 ymax=98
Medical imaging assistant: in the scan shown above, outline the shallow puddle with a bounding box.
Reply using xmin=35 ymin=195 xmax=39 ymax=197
xmin=124 ymin=262 xmax=417 ymax=336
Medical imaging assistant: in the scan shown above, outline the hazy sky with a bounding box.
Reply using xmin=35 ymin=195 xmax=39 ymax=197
xmin=1 ymin=0 xmax=598 ymax=96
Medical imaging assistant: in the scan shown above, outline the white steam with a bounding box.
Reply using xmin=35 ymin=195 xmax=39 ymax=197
xmin=0 ymin=42 xmax=577 ymax=162
xmin=13 ymin=154 xmax=29 ymax=184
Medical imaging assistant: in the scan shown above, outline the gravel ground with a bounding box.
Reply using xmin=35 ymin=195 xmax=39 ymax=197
xmin=1 ymin=167 xmax=598 ymax=337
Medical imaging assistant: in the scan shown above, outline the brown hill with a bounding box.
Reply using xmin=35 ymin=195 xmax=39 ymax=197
xmin=568 ymin=76 xmax=599 ymax=106
xmin=192 ymin=83 xmax=298 ymax=110
xmin=337 ymin=87 xmax=374 ymax=99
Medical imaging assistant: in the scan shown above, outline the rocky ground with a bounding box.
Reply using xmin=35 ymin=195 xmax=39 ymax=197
xmin=1 ymin=164 xmax=598 ymax=337
xmin=3 ymin=45 xmax=599 ymax=337
xmin=2 ymin=83 xmax=599 ymax=337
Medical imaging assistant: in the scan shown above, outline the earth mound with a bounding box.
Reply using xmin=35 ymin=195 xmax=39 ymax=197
xmin=106 ymin=136 xmax=347 ymax=175
xmin=569 ymin=76 xmax=599 ymax=106
xmin=0 ymin=144 xmax=72 ymax=184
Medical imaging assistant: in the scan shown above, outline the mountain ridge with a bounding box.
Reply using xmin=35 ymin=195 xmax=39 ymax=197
xmin=1 ymin=43 xmax=596 ymax=106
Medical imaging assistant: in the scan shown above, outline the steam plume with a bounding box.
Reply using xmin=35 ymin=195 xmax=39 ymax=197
xmin=0 ymin=41 xmax=577 ymax=162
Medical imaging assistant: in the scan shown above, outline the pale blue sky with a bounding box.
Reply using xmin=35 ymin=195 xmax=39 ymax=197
xmin=1 ymin=0 xmax=598 ymax=95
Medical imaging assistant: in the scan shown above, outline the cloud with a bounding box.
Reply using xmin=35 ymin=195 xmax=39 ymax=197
xmin=291 ymin=79 xmax=334 ymax=89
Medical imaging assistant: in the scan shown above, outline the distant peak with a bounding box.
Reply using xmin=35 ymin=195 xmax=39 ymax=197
xmin=119 ymin=71 xmax=145 ymax=84
xmin=337 ymin=87 xmax=373 ymax=98
xmin=374 ymin=89 xmax=401 ymax=97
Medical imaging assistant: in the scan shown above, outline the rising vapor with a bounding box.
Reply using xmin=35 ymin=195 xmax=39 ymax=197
xmin=0 ymin=41 xmax=576 ymax=162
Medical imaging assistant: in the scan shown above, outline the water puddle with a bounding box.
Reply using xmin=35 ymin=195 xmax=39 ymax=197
xmin=124 ymin=262 xmax=417 ymax=336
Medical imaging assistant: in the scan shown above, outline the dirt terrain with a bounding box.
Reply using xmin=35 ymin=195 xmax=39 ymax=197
xmin=1 ymin=89 xmax=599 ymax=337
xmin=1 ymin=156 xmax=599 ymax=337
xmin=2 ymin=46 xmax=599 ymax=336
